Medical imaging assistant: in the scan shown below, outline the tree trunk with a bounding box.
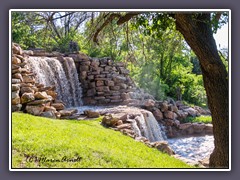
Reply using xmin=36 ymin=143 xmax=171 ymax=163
xmin=175 ymin=13 xmax=229 ymax=168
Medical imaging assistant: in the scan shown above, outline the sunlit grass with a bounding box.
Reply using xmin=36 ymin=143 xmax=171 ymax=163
xmin=12 ymin=112 xmax=193 ymax=168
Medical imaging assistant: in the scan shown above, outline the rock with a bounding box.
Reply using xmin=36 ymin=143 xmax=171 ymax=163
xmin=179 ymin=123 xmax=192 ymax=130
xmin=87 ymin=88 xmax=96 ymax=96
xmin=12 ymin=79 xmax=21 ymax=84
xmin=51 ymin=103 xmax=65 ymax=110
xmin=12 ymin=104 xmax=22 ymax=112
xmin=176 ymin=110 xmax=188 ymax=121
xmin=144 ymin=99 xmax=155 ymax=108
xmin=192 ymin=123 xmax=206 ymax=134
xmin=40 ymin=111 xmax=56 ymax=119
xmin=164 ymin=119 xmax=175 ymax=126
xmin=26 ymin=105 xmax=45 ymax=115
xmin=45 ymin=90 xmax=57 ymax=99
xmin=160 ymin=102 xmax=168 ymax=112
xmin=34 ymin=92 xmax=49 ymax=99
xmin=163 ymin=111 xmax=174 ymax=120
xmin=204 ymin=124 xmax=213 ymax=134
xmin=102 ymin=114 xmax=119 ymax=127
xmin=184 ymin=107 xmax=199 ymax=117
xmin=84 ymin=110 xmax=100 ymax=118
xmin=12 ymin=56 xmax=21 ymax=64
xmin=22 ymin=75 xmax=35 ymax=83
xmin=155 ymin=141 xmax=175 ymax=155
xmin=105 ymin=80 xmax=114 ymax=86
xmin=20 ymin=86 xmax=35 ymax=94
xmin=44 ymin=106 xmax=56 ymax=112
xmin=116 ymin=123 xmax=131 ymax=130
xmin=169 ymin=105 xmax=178 ymax=113
xmin=116 ymin=120 xmax=123 ymax=126
xmin=121 ymin=93 xmax=130 ymax=100
xmin=12 ymin=73 xmax=23 ymax=83
xmin=21 ymin=93 xmax=35 ymax=104
xmin=12 ymin=97 xmax=21 ymax=105
xmin=96 ymin=80 xmax=104 ymax=87
xmin=12 ymin=91 xmax=19 ymax=99
xmin=27 ymin=99 xmax=51 ymax=105
xmin=152 ymin=108 xmax=163 ymax=121
xmin=59 ymin=109 xmax=78 ymax=117
xmin=12 ymin=43 xmax=23 ymax=55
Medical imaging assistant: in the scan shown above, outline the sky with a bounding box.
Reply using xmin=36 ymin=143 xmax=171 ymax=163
xmin=213 ymin=23 xmax=229 ymax=49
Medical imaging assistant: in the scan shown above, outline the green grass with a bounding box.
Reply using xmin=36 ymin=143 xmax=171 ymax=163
xmin=184 ymin=116 xmax=212 ymax=124
xmin=12 ymin=112 xmax=193 ymax=169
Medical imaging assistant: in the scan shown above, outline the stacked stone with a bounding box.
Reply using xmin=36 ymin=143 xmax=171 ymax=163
xmin=142 ymin=99 xmax=213 ymax=138
xmin=70 ymin=54 xmax=135 ymax=105
xmin=11 ymin=43 xmax=77 ymax=119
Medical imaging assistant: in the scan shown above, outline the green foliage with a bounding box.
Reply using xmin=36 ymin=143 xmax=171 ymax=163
xmin=12 ymin=112 xmax=192 ymax=168
xmin=184 ymin=116 xmax=212 ymax=124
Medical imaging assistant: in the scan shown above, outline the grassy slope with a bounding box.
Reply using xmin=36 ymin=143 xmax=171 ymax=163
xmin=12 ymin=112 xmax=193 ymax=168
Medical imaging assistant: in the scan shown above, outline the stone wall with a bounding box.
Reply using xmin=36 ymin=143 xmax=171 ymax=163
xmin=68 ymin=54 xmax=152 ymax=105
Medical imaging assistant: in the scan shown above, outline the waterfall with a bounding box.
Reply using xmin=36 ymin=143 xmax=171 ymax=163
xmin=142 ymin=111 xmax=165 ymax=142
xmin=129 ymin=109 xmax=166 ymax=142
xmin=27 ymin=56 xmax=82 ymax=107
xmin=61 ymin=57 xmax=83 ymax=107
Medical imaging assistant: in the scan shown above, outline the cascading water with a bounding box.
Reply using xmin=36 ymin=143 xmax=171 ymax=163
xmin=61 ymin=57 xmax=83 ymax=107
xmin=141 ymin=111 xmax=166 ymax=142
xmin=27 ymin=56 xmax=82 ymax=107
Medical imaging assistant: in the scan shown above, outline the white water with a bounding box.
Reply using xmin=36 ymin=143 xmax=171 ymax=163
xmin=27 ymin=56 xmax=82 ymax=107
xmin=168 ymin=135 xmax=214 ymax=162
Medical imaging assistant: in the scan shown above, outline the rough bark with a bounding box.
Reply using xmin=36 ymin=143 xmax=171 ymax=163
xmin=175 ymin=13 xmax=229 ymax=168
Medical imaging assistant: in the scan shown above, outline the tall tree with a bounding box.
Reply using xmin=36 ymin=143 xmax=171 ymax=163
xmin=92 ymin=12 xmax=229 ymax=168
xmin=175 ymin=13 xmax=228 ymax=168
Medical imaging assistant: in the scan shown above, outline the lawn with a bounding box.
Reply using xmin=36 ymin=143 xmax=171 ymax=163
xmin=12 ymin=112 xmax=193 ymax=168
